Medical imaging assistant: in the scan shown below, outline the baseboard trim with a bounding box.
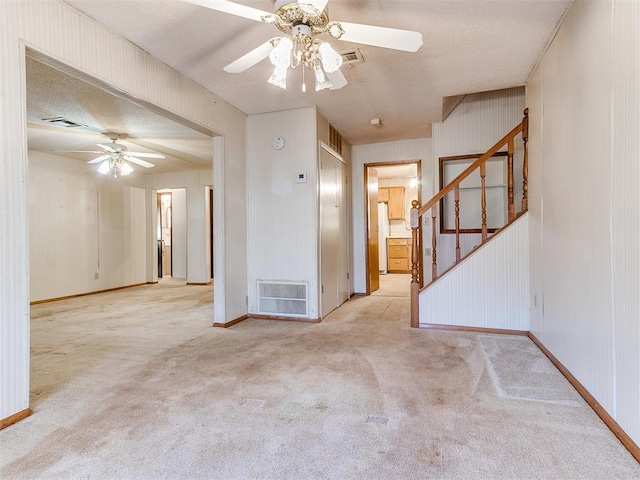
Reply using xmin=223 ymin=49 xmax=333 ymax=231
xmin=30 ymin=283 xmax=147 ymax=305
xmin=186 ymin=282 xmax=212 ymax=286
xmin=350 ymin=293 xmax=367 ymax=298
xmin=249 ymin=314 xmax=321 ymax=324
xmin=0 ymin=408 xmax=32 ymax=430
xmin=528 ymin=332 xmax=640 ymax=463
xmin=212 ymin=313 xmax=321 ymax=328
xmin=421 ymin=323 xmax=529 ymax=336
xmin=212 ymin=315 xmax=248 ymax=328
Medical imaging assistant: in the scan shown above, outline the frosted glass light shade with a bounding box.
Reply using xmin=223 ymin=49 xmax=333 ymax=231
xmin=97 ymin=159 xmax=111 ymax=175
xmin=120 ymin=161 xmax=133 ymax=176
xmin=319 ymin=42 xmax=343 ymax=74
xmin=269 ymin=37 xmax=293 ymax=68
xmin=314 ymin=63 xmax=332 ymax=91
xmin=268 ymin=66 xmax=288 ymax=89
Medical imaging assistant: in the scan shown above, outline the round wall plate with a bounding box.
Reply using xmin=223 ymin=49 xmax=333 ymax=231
xmin=272 ymin=136 xmax=285 ymax=150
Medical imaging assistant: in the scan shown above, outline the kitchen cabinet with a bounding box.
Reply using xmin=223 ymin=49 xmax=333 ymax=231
xmin=386 ymin=237 xmax=411 ymax=273
xmin=378 ymin=186 xmax=405 ymax=220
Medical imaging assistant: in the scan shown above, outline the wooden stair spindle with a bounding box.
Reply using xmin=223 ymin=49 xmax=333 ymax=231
xmin=431 ymin=205 xmax=437 ymax=281
xmin=454 ymin=184 xmax=461 ymax=262
xmin=410 ymin=200 xmax=420 ymax=328
xmin=522 ymin=108 xmax=529 ymax=212
xmin=480 ymin=162 xmax=488 ymax=241
xmin=508 ymin=138 xmax=515 ymax=221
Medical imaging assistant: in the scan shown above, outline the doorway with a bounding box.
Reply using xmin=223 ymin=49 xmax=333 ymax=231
xmin=23 ymin=48 xmax=216 ymax=421
xmin=364 ymin=161 xmax=421 ymax=295
xmin=156 ymin=188 xmax=187 ymax=279
xmin=157 ymin=192 xmax=172 ymax=278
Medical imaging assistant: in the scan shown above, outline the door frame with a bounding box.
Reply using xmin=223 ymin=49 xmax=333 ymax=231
xmin=363 ymin=160 xmax=422 ymax=295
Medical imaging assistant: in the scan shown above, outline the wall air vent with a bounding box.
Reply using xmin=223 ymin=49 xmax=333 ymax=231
xmin=41 ymin=116 xmax=86 ymax=128
xmin=257 ymin=281 xmax=308 ymax=317
xmin=328 ymin=123 xmax=343 ymax=155
xmin=340 ymin=49 xmax=364 ymax=65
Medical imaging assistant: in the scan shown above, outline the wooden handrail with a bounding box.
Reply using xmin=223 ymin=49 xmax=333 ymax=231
xmin=418 ymin=119 xmax=525 ymax=217
xmin=410 ymin=108 xmax=529 ymax=328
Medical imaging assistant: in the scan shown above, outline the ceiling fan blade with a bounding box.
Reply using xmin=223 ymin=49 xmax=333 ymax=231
xmin=300 ymin=0 xmax=329 ymax=13
xmin=98 ymin=143 xmax=117 ymax=153
xmin=183 ymin=0 xmax=274 ymax=23
xmin=335 ymin=21 xmax=423 ymax=52
xmin=224 ymin=39 xmax=275 ymax=73
xmin=128 ymin=151 xmax=165 ymax=159
xmin=54 ymin=150 xmax=104 ymax=154
xmin=125 ymin=156 xmax=155 ymax=169
xmin=327 ymin=69 xmax=348 ymax=90
xmin=87 ymin=154 xmax=110 ymax=164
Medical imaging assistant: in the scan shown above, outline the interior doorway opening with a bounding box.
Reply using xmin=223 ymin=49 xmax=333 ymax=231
xmin=156 ymin=188 xmax=187 ymax=281
xmin=364 ymin=161 xmax=421 ymax=295
xmin=157 ymin=192 xmax=172 ymax=278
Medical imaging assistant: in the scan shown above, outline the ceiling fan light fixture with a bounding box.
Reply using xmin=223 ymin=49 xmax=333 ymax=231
xmin=313 ymin=62 xmax=332 ymax=91
xmin=269 ymin=36 xmax=293 ymax=68
xmin=97 ymin=159 xmax=111 ymax=175
xmin=319 ymin=42 xmax=343 ymax=73
xmin=268 ymin=65 xmax=288 ymax=89
xmin=119 ymin=160 xmax=133 ymax=176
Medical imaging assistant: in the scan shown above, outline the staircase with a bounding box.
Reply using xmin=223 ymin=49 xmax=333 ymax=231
xmin=409 ymin=109 xmax=529 ymax=329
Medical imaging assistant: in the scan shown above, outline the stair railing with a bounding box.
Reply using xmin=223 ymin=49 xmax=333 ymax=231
xmin=409 ymin=108 xmax=529 ymax=327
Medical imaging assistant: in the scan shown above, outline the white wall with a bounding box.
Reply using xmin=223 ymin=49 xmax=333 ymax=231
xmin=246 ymin=108 xmax=319 ymax=318
xmin=351 ymin=138 xmax=432 ymax=293
xmin=29 ymin=151 xmax=147 ymax=301
xmin=1 ymin=0 xmax=246 ymax=423
xmin=420 ymin=213 xmax=529 ymax=331
xmin=431 ymin=88 xmax=526 ymax=279
xmin=527 ymin=0 xmax=639 ymax=446
xmin=1 ymin=1 xmax=30 ymax=423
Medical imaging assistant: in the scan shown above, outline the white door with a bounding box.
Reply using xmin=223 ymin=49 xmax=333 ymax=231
xmin=320 ymin=147 xmax=349 ymax=317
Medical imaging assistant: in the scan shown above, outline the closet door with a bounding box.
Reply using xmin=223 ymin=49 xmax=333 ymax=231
xmin=320 ymin=147 xmax=349 ymax=317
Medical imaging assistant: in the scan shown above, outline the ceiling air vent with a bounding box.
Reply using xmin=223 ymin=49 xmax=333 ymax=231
xmin=340 ymin=49 xmax=364 ymax=65
xmin=41 ymin=116 xmax=86 ymax=128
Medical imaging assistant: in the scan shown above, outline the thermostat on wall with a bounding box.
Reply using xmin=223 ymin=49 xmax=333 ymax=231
xmin=296 ymin=173 xmax=307 ymax=184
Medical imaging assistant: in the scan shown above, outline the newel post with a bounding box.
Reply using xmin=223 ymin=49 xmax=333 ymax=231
xmin=410 ymin=200 xmax=420 ymax=328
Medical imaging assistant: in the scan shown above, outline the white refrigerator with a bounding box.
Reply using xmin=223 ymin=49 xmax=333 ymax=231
xmin=378 ymin=203 xmax=390 ymax=274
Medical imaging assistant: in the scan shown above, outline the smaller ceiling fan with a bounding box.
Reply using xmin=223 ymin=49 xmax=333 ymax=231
xmin=57 ymin=133 xmax=165 ymax=177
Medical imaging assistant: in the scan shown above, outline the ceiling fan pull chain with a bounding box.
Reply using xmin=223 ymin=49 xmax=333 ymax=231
xmin=301 ymin=67 xmax=306 ymax=93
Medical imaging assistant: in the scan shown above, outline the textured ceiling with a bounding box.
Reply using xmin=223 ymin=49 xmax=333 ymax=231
xmin=26 ymin=57 xmax=213 ymax=173
xmin=29 ymin=0 xmax=572 ymax=168
xmin=62 ymin=0 xmax=573 ymax=145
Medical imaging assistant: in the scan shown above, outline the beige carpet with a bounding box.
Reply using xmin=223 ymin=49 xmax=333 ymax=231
xmin=371 ymin=273 xmax=411 ymax=297
xmin=1 ymin=281 xmax=639 ymax=479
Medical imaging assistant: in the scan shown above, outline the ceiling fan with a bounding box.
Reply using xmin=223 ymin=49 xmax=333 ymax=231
xmin=184 ymin=0 xmax=423 ymax=91
xmin=56 ymin=133 xmax=165 ymax=177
